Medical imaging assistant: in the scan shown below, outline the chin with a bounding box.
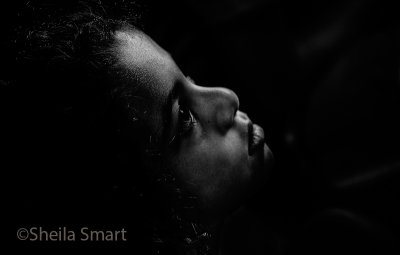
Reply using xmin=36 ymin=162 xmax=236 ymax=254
xmin=198 ymin=186 xmax=253 ymax=223
xmin=198 ymin=144 xmax=273 ymax=223
xmin=263 ymin=143 xmax=274 ymax=173
xmin=242 ymin=143 xmax=273 ymax=211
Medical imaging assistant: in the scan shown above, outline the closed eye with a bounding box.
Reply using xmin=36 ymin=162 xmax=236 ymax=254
xmin=168 ymin=101 xmax=196 ymax=145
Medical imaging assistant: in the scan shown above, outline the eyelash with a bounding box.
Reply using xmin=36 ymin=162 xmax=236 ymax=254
xmin=169 ymin=102 xmax=196 ymax=145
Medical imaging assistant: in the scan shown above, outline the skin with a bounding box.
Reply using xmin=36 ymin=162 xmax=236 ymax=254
xmin=113 ymin=28 xmax=273 ymax=221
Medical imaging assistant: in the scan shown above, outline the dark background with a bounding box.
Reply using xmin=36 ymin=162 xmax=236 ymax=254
xmin=1 ymin=0 xmax=400 ymax=254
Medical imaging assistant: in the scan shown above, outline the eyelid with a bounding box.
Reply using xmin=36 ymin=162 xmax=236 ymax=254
xmin=168 ymin=98 xmax=197 ymax=146
xmin=165 ymin=77 xmax=196 ymax=146
xmin=163 ymin=81 xmax=180 ymax=142
xmin=167 ymin=99 xmax=180 ymax=144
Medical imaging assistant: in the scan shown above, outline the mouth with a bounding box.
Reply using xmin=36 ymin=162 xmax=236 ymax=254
xmin=248 ymin=122 xmax=265 ymax=156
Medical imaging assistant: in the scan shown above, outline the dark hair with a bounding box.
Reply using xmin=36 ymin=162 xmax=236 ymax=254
xmin=9 ymin=1 xmax=215 ymax=254
xmin=13 ymin=0 xmax=150 ymax=176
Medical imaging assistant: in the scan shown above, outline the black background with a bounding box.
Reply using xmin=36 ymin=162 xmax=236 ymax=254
xmin=2 ymin=0 xmax=400 ymax=254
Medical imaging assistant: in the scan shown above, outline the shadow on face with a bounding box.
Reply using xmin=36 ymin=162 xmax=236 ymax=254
xmin=113 ymin=28 xmax=273 ymax=221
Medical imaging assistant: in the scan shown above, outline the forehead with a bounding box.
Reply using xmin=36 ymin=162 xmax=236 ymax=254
xmin=113 ymin=29 xmax=181 ymax=136
xmin=114 ymin=29 xmax=170 ymax=70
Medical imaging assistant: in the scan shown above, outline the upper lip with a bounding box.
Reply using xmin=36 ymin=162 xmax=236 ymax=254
xmin=248 ymin=120 xmax=254 ymax=141
xmin=248 ymin=121 xmax=254 ymax=154
xmin=236 ymin=111 xmax=264 ymax=155
xmin=248 ymin=120 xmax=265 ymax=156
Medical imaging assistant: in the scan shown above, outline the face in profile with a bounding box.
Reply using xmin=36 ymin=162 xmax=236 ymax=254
xmin=113 ymin=28 xmax=273 ymax=220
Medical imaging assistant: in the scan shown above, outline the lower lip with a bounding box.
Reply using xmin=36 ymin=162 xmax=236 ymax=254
xmin=248 ymin=124 xmax=265 ymax=156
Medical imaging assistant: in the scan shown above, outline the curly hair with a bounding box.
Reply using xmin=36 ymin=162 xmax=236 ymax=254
xmin=10 ymin=1 xmax=217 ymax=254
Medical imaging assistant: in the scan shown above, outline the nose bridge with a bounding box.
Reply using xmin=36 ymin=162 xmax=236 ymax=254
xmin=190 ymin=84 xmax=239 ymax=132
xmin=195 ymin=85 xmax=239 ymax=109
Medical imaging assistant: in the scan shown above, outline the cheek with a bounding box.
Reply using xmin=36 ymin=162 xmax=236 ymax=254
xmin=172 ymin=132 xmax=251 ymax=205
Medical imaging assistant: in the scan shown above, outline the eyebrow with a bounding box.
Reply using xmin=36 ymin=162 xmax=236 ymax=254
xmin=161 ymin=82 xmax=179 ymax=143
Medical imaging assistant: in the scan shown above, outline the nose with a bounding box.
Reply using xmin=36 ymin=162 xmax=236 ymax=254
xmin=213 ymin=87 xmax=240 ymax=131
xmin=188 ymin=85 xmax=239 ymax=133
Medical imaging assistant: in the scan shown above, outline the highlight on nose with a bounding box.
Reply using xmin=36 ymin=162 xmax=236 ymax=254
xmin=213 ymin=87 xmax=240 ymax=132
xmin=219 ymin=87 xmax=240 ymax=112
